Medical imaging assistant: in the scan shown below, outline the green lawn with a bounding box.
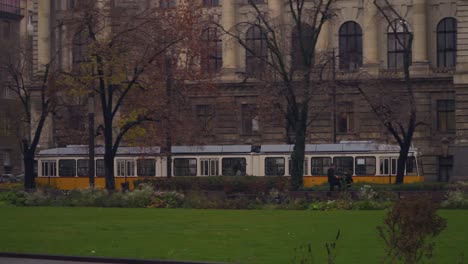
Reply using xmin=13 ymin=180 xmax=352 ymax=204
xmin=0 ymin=207 xmax=466 ymax=264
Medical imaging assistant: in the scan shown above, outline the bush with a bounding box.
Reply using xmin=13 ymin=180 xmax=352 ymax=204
xmin=378 ymin=197 xmax=447 ymax=264
xmin=0 ymin=190 xmax=27 ymax=206
xmin=441 ymin=190 xmax=468 ymax=209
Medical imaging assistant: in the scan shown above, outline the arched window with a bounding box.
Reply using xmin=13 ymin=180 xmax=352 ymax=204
xmin=245 ymin=25 xmax=267 ymax=76
xmin=339 ymin=21 xmax=362 ymax=71
xmin=387 ymin=20 xmax=412 ymax=69
xmin=201 ymin=27 xmax=222 ymax=74
xmin=437 ymin=17 xmax=457 ymax=68
xmin=291 ymin=23 xmax=314 ymax=70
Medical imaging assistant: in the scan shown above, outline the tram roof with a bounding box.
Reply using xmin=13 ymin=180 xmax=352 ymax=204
xmin=38 ymin=146 xmax=161 ymax=156
xmin=171 ymin=145 xmax=252 ymax=154
xmin=261 ymin=143 xmax=411 ymax=153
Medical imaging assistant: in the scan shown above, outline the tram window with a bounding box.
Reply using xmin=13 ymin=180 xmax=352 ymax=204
xmin=288 ymin=159 xmax=309 ymax=175
xmin=391 ymin=158 xmax=397 ymax=175
xmin=380 ymin=158 xmax=389 ymax=175
xmin=137 ymin=159 xmax=156 ymax=176
xmin=333 ymin=157 xmax=353 ymax=176
xmin=174 ymin=158 xmax=197 ymax=176
xmin=265 ymin=157 xmax=285 ymax=176
xmin=77 ymin=159 xmax=89 ymax=177
xmin=41 ymin=160 xmax=57 ymax=177
xmin=222 ymin=158 xmax=246 ymax=176
xmin=117 ymin=159 xmax=135 ymax=177
xmin=355 ymin=157 xmax=376 ymax=175
xmin=406 ymin=156 xmax=417 ymax=175
xmin=200 ymin=159 xmax=219 ymax=176
xmin=96 ymin=159 xmax=105 ymax=177
xmin=59 ymin=159 xmax=76 ymax=177
xmin=311 ymin=157 xmax=331 ymax=175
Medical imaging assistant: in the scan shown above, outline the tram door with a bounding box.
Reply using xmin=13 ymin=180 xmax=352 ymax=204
xmin=379 ymin=157 xmax=398 ymax=175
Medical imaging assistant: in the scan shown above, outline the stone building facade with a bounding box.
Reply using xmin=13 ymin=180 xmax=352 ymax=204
xmin=12 ymin=0 xmax=468 ymax=181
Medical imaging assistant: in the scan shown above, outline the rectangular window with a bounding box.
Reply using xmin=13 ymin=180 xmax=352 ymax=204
xmin=117 ymin=159 xmax=135 ymax=177
xmin=310 ymin=157 xmax=331 ymax=176
xmin=137 ymin=159 xmax=156 ymax=176
xmin=265 ymin=157 xmax=285 ymax=176
xmin=241 ymin=104 xmax=258 ymax=135
xmin=333 ymin=157 xmax=353 ymax=176
xmin=406 ymin=156 xmax=417 ymax=176
xmin=77 ymin=159 xmax=89 ymax=177
xmin=96 ymin=159 xmax=104 ymax=177
xmin=196 ymin=105 xmax=215 ymax=134
xmin=174 ymin=158 xmax=197 ymax=176
xmin=59 ymin=159 xmax=76 ymax=177
xmin=288 ymin=159 xmax=309 ymax=175
xmin=203 ymin=0 xmax=219 ymax=6
xmin=222 ymin=158 xmax=246 ymax=176
xmin=437 ymin=100 xmax=455 ymax=132
xmin=337 ymin=102 xmax=354 ymax=133
xmin=379 ymin=158 xmax=389 ymax=175
xmin=438 ymin=156 xmax=453 ymax=182
xmin=160 ymin=0 xmax=176 ymax=9
xmin=354 ymin=157 xmax=376 ymax=175
xmin=200 ymin=159 xmax=219 ymax=176
xmin=41 ymin=160 xmax=57 ymax=177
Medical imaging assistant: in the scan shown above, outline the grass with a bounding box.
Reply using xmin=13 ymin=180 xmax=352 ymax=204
xmin=0 ymin=207 xmax=466 ymax=263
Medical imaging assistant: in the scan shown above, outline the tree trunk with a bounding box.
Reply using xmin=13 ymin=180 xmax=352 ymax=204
xmin=23 ymin=145 xmax=36 ymax=190
xmin=291 ymin=117 xmax=307 ymax=191
xmin=104 ymin=117 xmax=115 ymax=191
xmin=396 ymin=143 xmax=410 ymax=184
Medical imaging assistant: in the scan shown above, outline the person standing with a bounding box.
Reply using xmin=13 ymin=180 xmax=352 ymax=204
xmin=327 ymin=164 xmax=341 ymax=191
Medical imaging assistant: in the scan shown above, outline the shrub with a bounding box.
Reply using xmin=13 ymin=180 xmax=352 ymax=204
xmin=441 ymin=190 xmax=468 ymax=209
xmin=0 ymin=190 xmax=27 ymax=206
xmin=377 ymin=197 xmax=447 ymax=264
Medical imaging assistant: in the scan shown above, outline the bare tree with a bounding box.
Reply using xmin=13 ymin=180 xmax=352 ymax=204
xmin=356 ymin=0 xmax=418 ymax=184
xmin=218 ymin=0 xmax=334 ymax=190
xmin=0 ymin=39 xmax=58 ymax=190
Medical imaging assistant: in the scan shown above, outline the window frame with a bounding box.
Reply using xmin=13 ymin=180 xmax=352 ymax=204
xmin=333 ymin=157 xmax=354 ymax=176
xmin=245 ymin=25 xmax=267 ymax=76
xmin=354 ymin=156 xmax=376 ymax=176
xmin=265 ymin=157 xmax=285 ymax=176
xmin=222 ymin=158 xmax=247 ymax=176
xmin=437 ymin=100 xmax=455 ymax=133
xmin=174 ymin=158 xmax=197 ymax=176
xmin=387 ymin=20 xmax=412 ymax=69
xmin=200 ymin=158 xmax=219 ymax=176
xmin=116 ymin=159 xmax=135 ymax=177
xmin=291 ymin=23 xmax=314 ymax=70
xmin=41 ymin=160 xmax=57 ymax=177
xmin=137 ymin=159 xmax=156 ymax=177
xmin=338 ymin=21 xmax=363 ymax=71
xmin=201 ymin=27 xmax=222 ymax=73
xmin=311 ymin=157 xmax=332 ymax=176
xmin=437 ymin=17 xmax=457 ymax=68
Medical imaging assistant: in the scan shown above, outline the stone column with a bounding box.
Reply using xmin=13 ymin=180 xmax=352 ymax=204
xmin=363 ymin=0 xmax=379 ymax=74
xmin=37 ymin=0 xmax=51 ymax=71
xmin=221 ymin=0 xmax=239 ymax=78
xmin=268 ymin=0 xmax=284 ymax=25
xmin=411 ymin=0 xmax=429 ymax=73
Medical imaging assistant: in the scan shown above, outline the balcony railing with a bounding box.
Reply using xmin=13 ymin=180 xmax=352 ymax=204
xmin=0 ymin=0 xmax=21 ymax=17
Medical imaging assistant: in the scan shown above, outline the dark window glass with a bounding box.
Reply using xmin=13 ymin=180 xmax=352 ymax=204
xmin=41 ymin=160 xmax=57 ymax=177
xmin=77 ymin=159 xmax=89 ymax=177
xmin=437 ymin=18 xmax=457 ymax=68
xmin=406 ymin=156 xmax=417 ymax=176
xmin=248 ymin=0 xmax=265 ymax=3
xmin=311 ymin=157 xmax=332 ymax=176
xmin=337 ymin=102 xmax=354 ymax=133
xmin=96 ymin=159 xmax=105 ymax=177
xmin=354 ymin=157 xmax=376 ymax=175
xmin=137 ymin=159 xmax=156 ymax=176
xmin=196 ymin=104 xmax=215 ymax=133
xmin=265 ymin=157 xmax=285 ymax=176
xmin=387 ymin=20 xmax=412 ymax=69
xmin=288 ymin=159 xmax=309 ymax=175
xmin=339 ymin=21 xmax=362 ymax=71
xmin=222 ymin=158 xmax=246 ymax=176
xmin=241 ymin=104 xmax=258 ymax=134
xmin=333 ymin=157 xmax=353 ymax=176
xmin=59 ymin=159 xmax=76 ymax=177
xmin=437 ymin=100 xmax=455 ymax=132
xmin=174 ymin=158 xmax=197 ymax=176
xmin=200 ymin=159 xmax=219 ymax=176
xmin=202 ymin=28 xmax=222 ymax=73
xmin=72 ymin=30 xmax=88 ymax=64
xmin=438 ymin=156 xmax=453 ymax=182
xmin=160 ymin=0 xmax=176 ymax=9
xmin=245 ymin=25 xmax=267 ymax=76
xmin=291 ymin=23 xmax=314 ymax=70
xmin=203 ymin=0 xmax=219 ymax=6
